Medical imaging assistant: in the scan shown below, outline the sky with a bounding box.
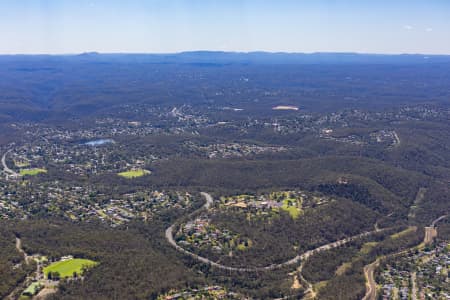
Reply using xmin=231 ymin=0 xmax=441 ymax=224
xmin=0 ymin=0 xmax=450 ymax=54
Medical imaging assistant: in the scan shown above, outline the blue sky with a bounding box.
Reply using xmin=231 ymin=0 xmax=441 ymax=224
xmin=0 ymin=0 xmax=449 ymax=54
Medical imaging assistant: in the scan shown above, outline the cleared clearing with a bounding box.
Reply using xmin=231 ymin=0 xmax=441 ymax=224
xmin=19 ymin=168 xmax=47 ymax=176
xmin=390 ymin=227 xmax=416 ymax=239
xmin=117 ymin=169 xmax=151 ymax=179
xmin=43 ymin=258 xmax=98 ymax=278
xmin=272 ymin=105 xmax=299 ymax=111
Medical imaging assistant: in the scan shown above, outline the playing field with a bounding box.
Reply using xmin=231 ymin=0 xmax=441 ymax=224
xmin=117 ymin=169 xmax=150 ymax=178
xmin=43 ymin=258 xmax=98 ymax=278
xmin=19 ymin=168 xmax=47 ymax=176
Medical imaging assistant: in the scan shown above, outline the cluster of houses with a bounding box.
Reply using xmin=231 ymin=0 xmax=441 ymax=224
xmin=379 ymin=241 xmax=450 ymax=300
xmin=186 ymin=142 xmax=287 ymax=159
xmin=0 ymin=199 xmax=17 ymax=219
xmin=0 ymin=174 xmax=193 ymax=226
xmin=219 ymin=190 xmax=331 ymax=219
xmin=95 ymin=191 xmax=192 ymax=226
xmin=7 ymin=138 xmax=158 ymax=177
xmin=320 ymin=128 xmax=400 ymax=147
xmin=158 ymin=285 xmax=246 ymax=300
xmin=369 ymin=130 xmax=400 ymax=146
xmin=176 ymin=216 xmax=250 ymax=254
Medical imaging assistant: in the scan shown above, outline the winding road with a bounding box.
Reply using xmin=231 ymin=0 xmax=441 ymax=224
xmin=431 ymin=214 xmax=448 ymax=227
xmin=2 ymin=150 xmax=20 ymax=178
xmin=362 ymin=214 xmax=449 ymax=300
xmin=362 ymin=259 xmax=380 ymax=300
xmin=166 ymin=192 xmax=387 ymax=273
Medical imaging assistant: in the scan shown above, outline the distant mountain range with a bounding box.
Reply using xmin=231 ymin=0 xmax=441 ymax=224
xmin=2 ymin=51 xmax=450 ymax=64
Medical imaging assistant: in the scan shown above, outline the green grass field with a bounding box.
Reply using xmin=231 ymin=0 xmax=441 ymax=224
xmin=19 ymin=168 xmax=47 ymax=176
xmin=43 ymin=258 xmax=98 ymax=278
xmin=281 ymin=200 xmax=301 ymax=219
xmin=117 ymin=169 xmax=150 ymax=179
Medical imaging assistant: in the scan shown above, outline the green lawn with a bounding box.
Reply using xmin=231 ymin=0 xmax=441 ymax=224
xmin=117 ymin=169 xmax=150 ymax=179
xmin=43 ymin=258 xmax=98 ymax=278
xmin=19 ymin=168 xmax=47 ymax=176
xmin=22 ymin=282 xmax=42 ymax=296
xmin=281 ymin=200 xmax=301 ymax=219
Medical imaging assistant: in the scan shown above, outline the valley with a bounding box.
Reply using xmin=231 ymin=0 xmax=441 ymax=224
xmin=0 ymin=54 xmax=449 ymax=299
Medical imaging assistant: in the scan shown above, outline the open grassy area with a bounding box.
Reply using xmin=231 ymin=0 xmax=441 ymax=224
xmin=19 ymin=168 xmax=47 ymax=176
xmin=43 ymin=258 xmax=98 ymax=278
xmin=281 ymin=199 xmax=302 ymax=219
xmin=391 ymin=227 xmax=416 ymax=239
xmin=360 ymin=242 xmax=378 ymax=254
xmin=117 ymin=169 xmax=150 ymax=179
xmin=21 ymin=282 xmax=42 ymax=297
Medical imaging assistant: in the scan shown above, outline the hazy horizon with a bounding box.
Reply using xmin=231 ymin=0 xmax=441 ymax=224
xmin=2 ymin=50 xmax=450 ymax=56
xmin=1 ymin=0 xmax=450 ymax=55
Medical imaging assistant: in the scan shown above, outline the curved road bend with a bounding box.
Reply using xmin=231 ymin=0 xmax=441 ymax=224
xmin=166 ymin=192 xmax=387 ymax=273
xmin=2 ymin=150 xmax=20 ymax=177
xmin=431 ymin=214 xmax=448 ymax=227
xmin=362 ymin=259 xmax=380 ymax=300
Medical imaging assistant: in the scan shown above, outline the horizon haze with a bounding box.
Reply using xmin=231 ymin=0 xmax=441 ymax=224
xmin=1 ymin=0 xmax=450 ymax=54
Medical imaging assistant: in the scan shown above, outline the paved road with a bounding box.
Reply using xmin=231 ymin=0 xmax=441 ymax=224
xmin=362 ymin=215 xmax=448 ymax=300
xmin=297 ymin=230 xmax=386 ymax=299
xmin=200 ymin=192 xmax=213 ymax=210
xmin=166 ymin=193 xmax=385 ymax=272
xmin=411 ymin=272 xmax=418 ymax=300
xmin=2 ymin=150 xmax=20 ymax=178
xmin=424 ymin=215 xmax=448 ymax=244
xmin=362 ymin=259 xmax=380 ymax=300
xmin=392 ymin=131 xmax=401 ymax=147
xmin=431 ymin=214 xmax=448 ymax=227
xmin=362 ymin=239 xmax=417 ymax=300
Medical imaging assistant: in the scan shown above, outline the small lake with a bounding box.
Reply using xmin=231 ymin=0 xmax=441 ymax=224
xmin=83 ymin=139 xmax=115 ymax=146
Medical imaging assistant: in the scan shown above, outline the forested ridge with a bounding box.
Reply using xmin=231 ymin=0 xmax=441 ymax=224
xmin=0 ymin=55 xmax=449 ymax=299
